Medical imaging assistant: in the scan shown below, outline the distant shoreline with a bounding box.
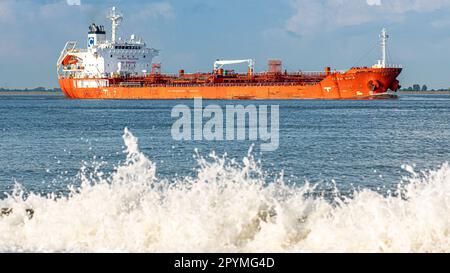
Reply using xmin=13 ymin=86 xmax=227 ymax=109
xmin=399 ymin=91 xmax=450 ymax=95
xmin=0 ymin=91 xmax=63 ymax=96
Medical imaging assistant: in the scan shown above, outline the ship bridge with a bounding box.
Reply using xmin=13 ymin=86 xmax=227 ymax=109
xmin=57 ymin=6 xmax=159 ymax=79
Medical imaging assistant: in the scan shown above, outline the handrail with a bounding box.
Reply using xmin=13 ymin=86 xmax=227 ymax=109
xmin=106 ymin=81 xmax=320 ymax=88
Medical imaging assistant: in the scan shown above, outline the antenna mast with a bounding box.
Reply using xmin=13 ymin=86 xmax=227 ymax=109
xmin=380 ymin=28 xmax=389 ymax=68
xmin=107 ymin=7 xmax=123 ymax=44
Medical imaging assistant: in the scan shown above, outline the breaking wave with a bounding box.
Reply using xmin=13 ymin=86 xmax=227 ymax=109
xmin=1 ymin=128 xmax=450 ymax=253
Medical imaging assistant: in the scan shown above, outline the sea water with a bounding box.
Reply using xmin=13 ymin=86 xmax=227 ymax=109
xmin=1 ymin=94 xmax=450 ymax=252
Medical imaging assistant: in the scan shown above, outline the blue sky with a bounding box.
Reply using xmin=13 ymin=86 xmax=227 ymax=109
xmin=1 ymin=0 xmax=450 ymax=89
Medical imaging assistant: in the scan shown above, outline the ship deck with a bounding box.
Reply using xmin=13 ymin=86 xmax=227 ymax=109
xmin=105 ymin=71 xmax=330 ymax=88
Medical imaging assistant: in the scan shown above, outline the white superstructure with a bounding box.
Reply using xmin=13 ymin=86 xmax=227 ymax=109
xmin=57 ymin=7 xmax=159 ymax=79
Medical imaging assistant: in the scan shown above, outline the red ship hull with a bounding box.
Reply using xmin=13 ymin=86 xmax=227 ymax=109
xmin=59 ymin=67 xmax=402 ymax=100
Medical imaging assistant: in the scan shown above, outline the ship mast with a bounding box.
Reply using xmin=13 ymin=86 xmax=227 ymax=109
xmin=107 ymin=7 xmax=123 ymax=44
xmin=380 ymin=28 xmax=389 ymax=68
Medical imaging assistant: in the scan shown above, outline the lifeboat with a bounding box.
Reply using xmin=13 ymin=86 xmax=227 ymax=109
xmin=62 ymin=55 xmax=79 ymax=66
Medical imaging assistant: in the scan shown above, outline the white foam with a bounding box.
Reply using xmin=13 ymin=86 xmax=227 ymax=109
xmin=1 ymin=128 xmax=450 ymax=252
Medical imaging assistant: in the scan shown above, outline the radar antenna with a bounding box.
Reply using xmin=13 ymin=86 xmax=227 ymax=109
xmin=107 ymin=6 xmax=123 ymax=44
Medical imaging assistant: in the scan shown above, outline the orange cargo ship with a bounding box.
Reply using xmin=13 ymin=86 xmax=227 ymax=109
xmin=57 ymin=7 xmax=402 ymax=100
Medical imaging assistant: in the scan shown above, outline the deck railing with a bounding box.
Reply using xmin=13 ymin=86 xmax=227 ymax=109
xmin=109 ymin=81 xmax=322 ymax=88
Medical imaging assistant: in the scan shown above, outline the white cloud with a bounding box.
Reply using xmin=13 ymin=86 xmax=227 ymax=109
xmin=385 ymin=0 xmax=450 ymax=13
xmin=367 ymin=0 xmax=382 ymax=6
xmin=0 ymin=0 xmax=16 ymax=23
xmin=67 ymin=0 xmax=81 ymax=6
xmin=138 ymin=2 xmax=175 ymax=20
xmin=286 ymin=0 xmax=450 ymax=36
xmin=0 ymin=0 xmax=91 ymax=57
xmin=431 ymin=18 xmax=450 ymax=28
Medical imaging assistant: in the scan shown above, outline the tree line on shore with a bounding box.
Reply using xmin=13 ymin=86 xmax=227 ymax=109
xmin=400 ymin=84 xmax=450 ymax=92
xmin=0 ymin=87 xmax=62 ymax=92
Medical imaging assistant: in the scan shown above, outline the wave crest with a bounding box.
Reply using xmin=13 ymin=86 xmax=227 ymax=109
xmin=1 ymin=129 xmax=450 ymax=252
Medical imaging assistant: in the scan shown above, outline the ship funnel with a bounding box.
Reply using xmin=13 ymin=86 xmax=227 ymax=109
xmin=87 ymin=23 xmax=106 ymax=49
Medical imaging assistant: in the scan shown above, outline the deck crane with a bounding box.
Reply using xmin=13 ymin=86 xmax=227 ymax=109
xmin=214 ymin=59 xmax=255 ymax=76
